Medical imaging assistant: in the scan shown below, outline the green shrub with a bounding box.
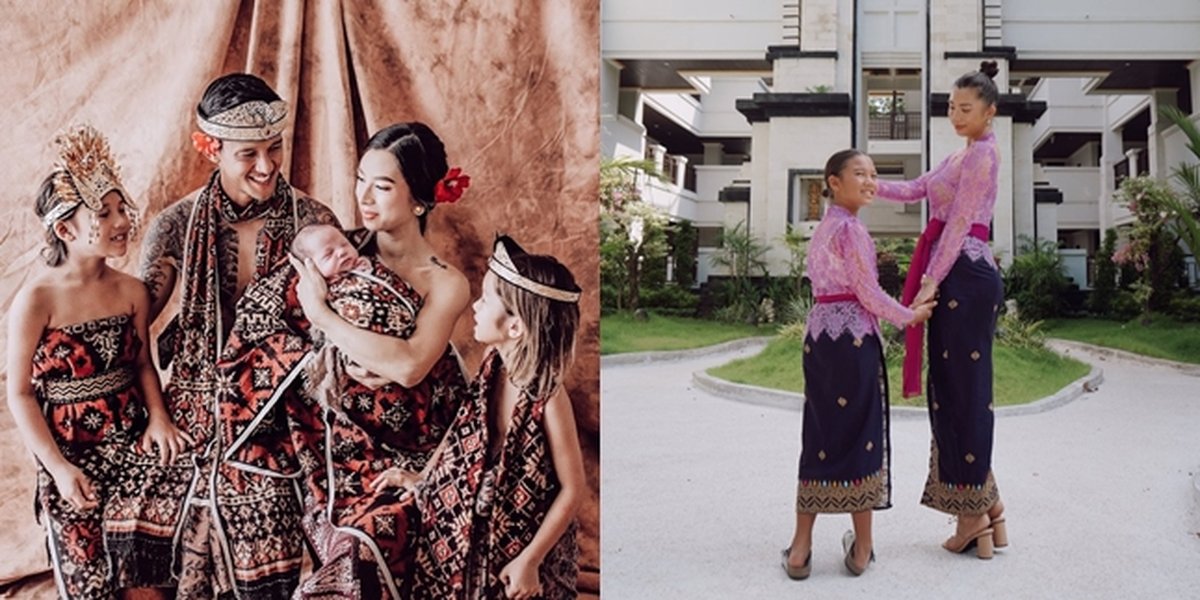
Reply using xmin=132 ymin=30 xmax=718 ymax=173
xmin=1111 ymin=290 xmax=1141 ymax=320
xmin=995 ymin=311 xmax=1046 ymax=350
xmin=1168 ymin=295 xmax=1200 ymax=322
xmin=1004 ymin=236 xmax=1070 ymax=321
xmin=640 ymin=285 xmax=699 ymax=316
xmin=1089 ymin=228 xmax=1118 ymax=316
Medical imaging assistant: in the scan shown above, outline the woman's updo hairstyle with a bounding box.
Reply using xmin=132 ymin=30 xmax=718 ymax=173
xmin=821 ymin=149 xmax=867 ymax=198
xmin=954 ymin=60 xmax=1000 ymax=106
xmin=364 ymin=122 xmax=449 ymax=234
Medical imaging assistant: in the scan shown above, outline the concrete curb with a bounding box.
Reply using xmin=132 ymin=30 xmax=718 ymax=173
xmin=694 ymin=340 xmax=1106 ymax=419
xmin=600 ymin=336 xmax=774 ymax=367
xmin=1045 ymin=338 xmax=1200 ymax=377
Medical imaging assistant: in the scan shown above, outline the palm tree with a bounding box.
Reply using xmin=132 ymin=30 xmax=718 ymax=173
xmin=1157 ymin=105 xmax=1200 ymax=262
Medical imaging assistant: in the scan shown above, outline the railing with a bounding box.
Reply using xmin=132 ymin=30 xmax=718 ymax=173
xmin=982 ymin=0 xmax=1003 ymax=48
xmin=867 ymin=112 xmax=922 ymax=140
xmin=1113 ymin=151 xmax=1149 ymax=187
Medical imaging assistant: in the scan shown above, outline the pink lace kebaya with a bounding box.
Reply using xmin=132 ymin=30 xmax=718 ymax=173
xmin=875 ymin=130 xmax=1000 ymax=283
xmin=805 ymin=204 xmax=914 ymax=342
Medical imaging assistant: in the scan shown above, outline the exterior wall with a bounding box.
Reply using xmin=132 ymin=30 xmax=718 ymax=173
xmin=601 ymin=1 xmax=783 ymax=59
xmin=1044 ymin=166 xmax=1101 ymax=229
xmin=751 ymin=116 xmax=852 ymax=275
xmin=1001 ymin=0 xmax=1200 ymax=60
xmin=701 ymin=78 xmax=763 ymax=136
xmin=1030 ymin=78 xmax=1105 ymax=151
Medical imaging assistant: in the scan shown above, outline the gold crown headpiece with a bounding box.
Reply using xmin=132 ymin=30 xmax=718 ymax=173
xmin=488 ymin=238 xmax=581 ymax=303
xmin=197 ymin=100 xmax=289 ymax=141
xmin=43 ymin=124 xmax=136 ymax=235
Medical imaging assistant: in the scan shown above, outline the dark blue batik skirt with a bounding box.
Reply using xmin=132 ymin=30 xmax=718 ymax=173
xmin=796 ymin=330 xmax=890 ymax=513
xmin=921 ymin=254 xmax=1004 ymax=515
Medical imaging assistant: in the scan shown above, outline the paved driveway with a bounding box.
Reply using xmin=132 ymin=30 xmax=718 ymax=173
xmin=601 ymin=343 xmax=1200 ymax=599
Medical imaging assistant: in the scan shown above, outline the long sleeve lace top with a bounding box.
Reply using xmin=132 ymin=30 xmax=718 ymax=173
xmin=805 ymin=204 xmax=914 ymax=342
xmin=874 ymin=130 xmax=1000 ymax=283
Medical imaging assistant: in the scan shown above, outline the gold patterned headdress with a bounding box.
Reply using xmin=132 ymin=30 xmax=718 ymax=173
xmin=196 ymin=100 xmax=289 ymax=141
xmin=43 ymin=124 xmax=137 ymax=238
xmin=488 ymin=238 xmax=581 ymax=303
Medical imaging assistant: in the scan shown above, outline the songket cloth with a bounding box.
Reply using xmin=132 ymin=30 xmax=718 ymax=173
xmin=875 ymin=130 xmax=1003 ymax=515
xmin=30 ymin=314 xmax=190 ymax=598
xmin=797 ymin=204 xmax=913 ymax=513
xmin=218 ymin=231 xmax=466 ymax=599
xmin=414 ymin=351 xmax=577 ymax=600
xmin=140 ymin=170 xmax=337 ymax=599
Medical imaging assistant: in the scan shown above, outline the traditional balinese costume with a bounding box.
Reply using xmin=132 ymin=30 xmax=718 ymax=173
xmin=413 ymin=238 xmax=580 ymax=600
xmin=138 ymin=98 xmax=338 ymax=598
xmin=217 ymin=231 xmax=466 ymax=599
xmin=33 ymin=126 xmax=189 ymax=598
xmin=798 ymin=204 xmax=913 ymax=513
xmin=875 ymin=130 xmax=1004 ymax=515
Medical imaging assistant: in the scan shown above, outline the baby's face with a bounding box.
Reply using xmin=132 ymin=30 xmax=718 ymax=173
xmin=303 ymin=228 xmax=363 ymax=278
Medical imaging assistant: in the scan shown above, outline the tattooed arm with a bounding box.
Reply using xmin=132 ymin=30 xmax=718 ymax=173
xmin=295 ymin=195 xmax=341 ymax=230
xmin=139 ymin=198 xmax=193 ymax=323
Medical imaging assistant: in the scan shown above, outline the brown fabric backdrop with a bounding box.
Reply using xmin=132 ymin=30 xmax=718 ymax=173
xmin=0 ymin=1 xmax=600 ymax=597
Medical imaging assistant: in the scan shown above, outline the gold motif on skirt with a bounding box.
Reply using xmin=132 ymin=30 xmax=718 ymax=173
xmin=948 ymin=299 xmax=959 ymax=309
xmin=865 ymin=441 xmax=874 ymax=451
xmin=970 ymin=351 xmax=981 ymax=361
xmin=853 ymin=338 xmax=863 ymax=348
xmin=965 ymin=453 xmax=976 ymax=464
xmin=942 ymin=350 xmax=949 ymax=359
xmin=818 ymin=450 xmax=826 ymax=460
xmin=837 ymin=396 xmax=848 ymax=408
xmin=804 ymin=344 xmax=811 ymax=354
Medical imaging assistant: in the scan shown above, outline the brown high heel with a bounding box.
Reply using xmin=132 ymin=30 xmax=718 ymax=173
xmin=988 ymin=501 xmax=1008 ymax=548
xmin=942 ymin=525 xmax=995 ymax=559
xmin=989 ymin=515 xmax=1008 ymax=548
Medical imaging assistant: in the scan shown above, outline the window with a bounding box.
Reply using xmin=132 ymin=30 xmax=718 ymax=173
xmin=788 ymin=169 xmax=825 ymax=223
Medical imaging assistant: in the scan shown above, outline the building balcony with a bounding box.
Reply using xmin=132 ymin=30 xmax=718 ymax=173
xmin=867 ymin=111 xmax=922 ymax=140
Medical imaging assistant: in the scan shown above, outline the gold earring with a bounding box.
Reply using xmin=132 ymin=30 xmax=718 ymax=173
xmin=413 ymin=205 xmax=426 ymax=217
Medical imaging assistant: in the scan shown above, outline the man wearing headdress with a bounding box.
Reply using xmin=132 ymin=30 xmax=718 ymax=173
xmin=138 ymin=72 xmax=338 ymax=599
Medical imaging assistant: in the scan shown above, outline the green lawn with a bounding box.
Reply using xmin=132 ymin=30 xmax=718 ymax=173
xmin=1042 ymin=316 xmax=1200 ymax=364
xmin=708 ymin=337 xmax=1090 ymax=407
xmin=600 ymin=312 xmax=770 ymax=355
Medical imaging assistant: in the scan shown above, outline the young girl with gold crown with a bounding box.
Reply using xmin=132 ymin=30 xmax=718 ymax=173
xmin=6 ymin=125 xmax=193 ymax=599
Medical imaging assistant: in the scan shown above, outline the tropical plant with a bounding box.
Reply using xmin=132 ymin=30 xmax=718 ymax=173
xmin=1004 ymin=236 xmax=1070 ymax=321
xmin=1157 ymin=105 xmax=1200 ymax=261
xmin=599 ymin=158 xmax=670 ymax=311
xmin=1113 ymin=176 xmax=1185 ymax=315
xmin=710 ymin=221 xmax=770 ymax=322
xmin=1088 ymin=228 xmax=1119 ymax=316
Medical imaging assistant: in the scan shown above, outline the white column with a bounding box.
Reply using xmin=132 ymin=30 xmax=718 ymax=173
xmin=1125 ymin=148 xmax=1142 ymax=178
xmin=1099 ymin=124 xmax=1122 ymax=233
xmin=702 ymin=142 xmax=724 ymax=165
xmin=672 ymin=155 xmax=689 ymax=188
xmin=1009 ymin=120 xmax=1035 ymax=262
xmin=1147 ymin=88 xmax=1178 ymax=179
xmin=649 ymin=143 xmax=666 ymax=174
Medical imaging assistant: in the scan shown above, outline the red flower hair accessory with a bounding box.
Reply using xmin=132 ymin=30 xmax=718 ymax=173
xmin=191 ymin=131 xmax=221 ymax=158
xmin=434 ymin=167 xmax=470 ymax=204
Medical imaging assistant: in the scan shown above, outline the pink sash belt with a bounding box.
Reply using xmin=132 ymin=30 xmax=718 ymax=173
xmin=901 ymin=219 xmax=990 ymax=397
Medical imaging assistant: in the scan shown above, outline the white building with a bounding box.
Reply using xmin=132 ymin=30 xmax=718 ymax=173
xmin=601 ymin=0 xmax=1200 ymax=288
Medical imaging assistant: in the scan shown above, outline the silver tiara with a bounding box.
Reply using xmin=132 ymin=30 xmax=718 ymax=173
xmin=488 ymin=240 xmax=580 ymax=303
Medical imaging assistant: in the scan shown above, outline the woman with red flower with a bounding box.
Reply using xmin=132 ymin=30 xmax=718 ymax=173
xmin=219 ymin=122 xmax=474 ymax=597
